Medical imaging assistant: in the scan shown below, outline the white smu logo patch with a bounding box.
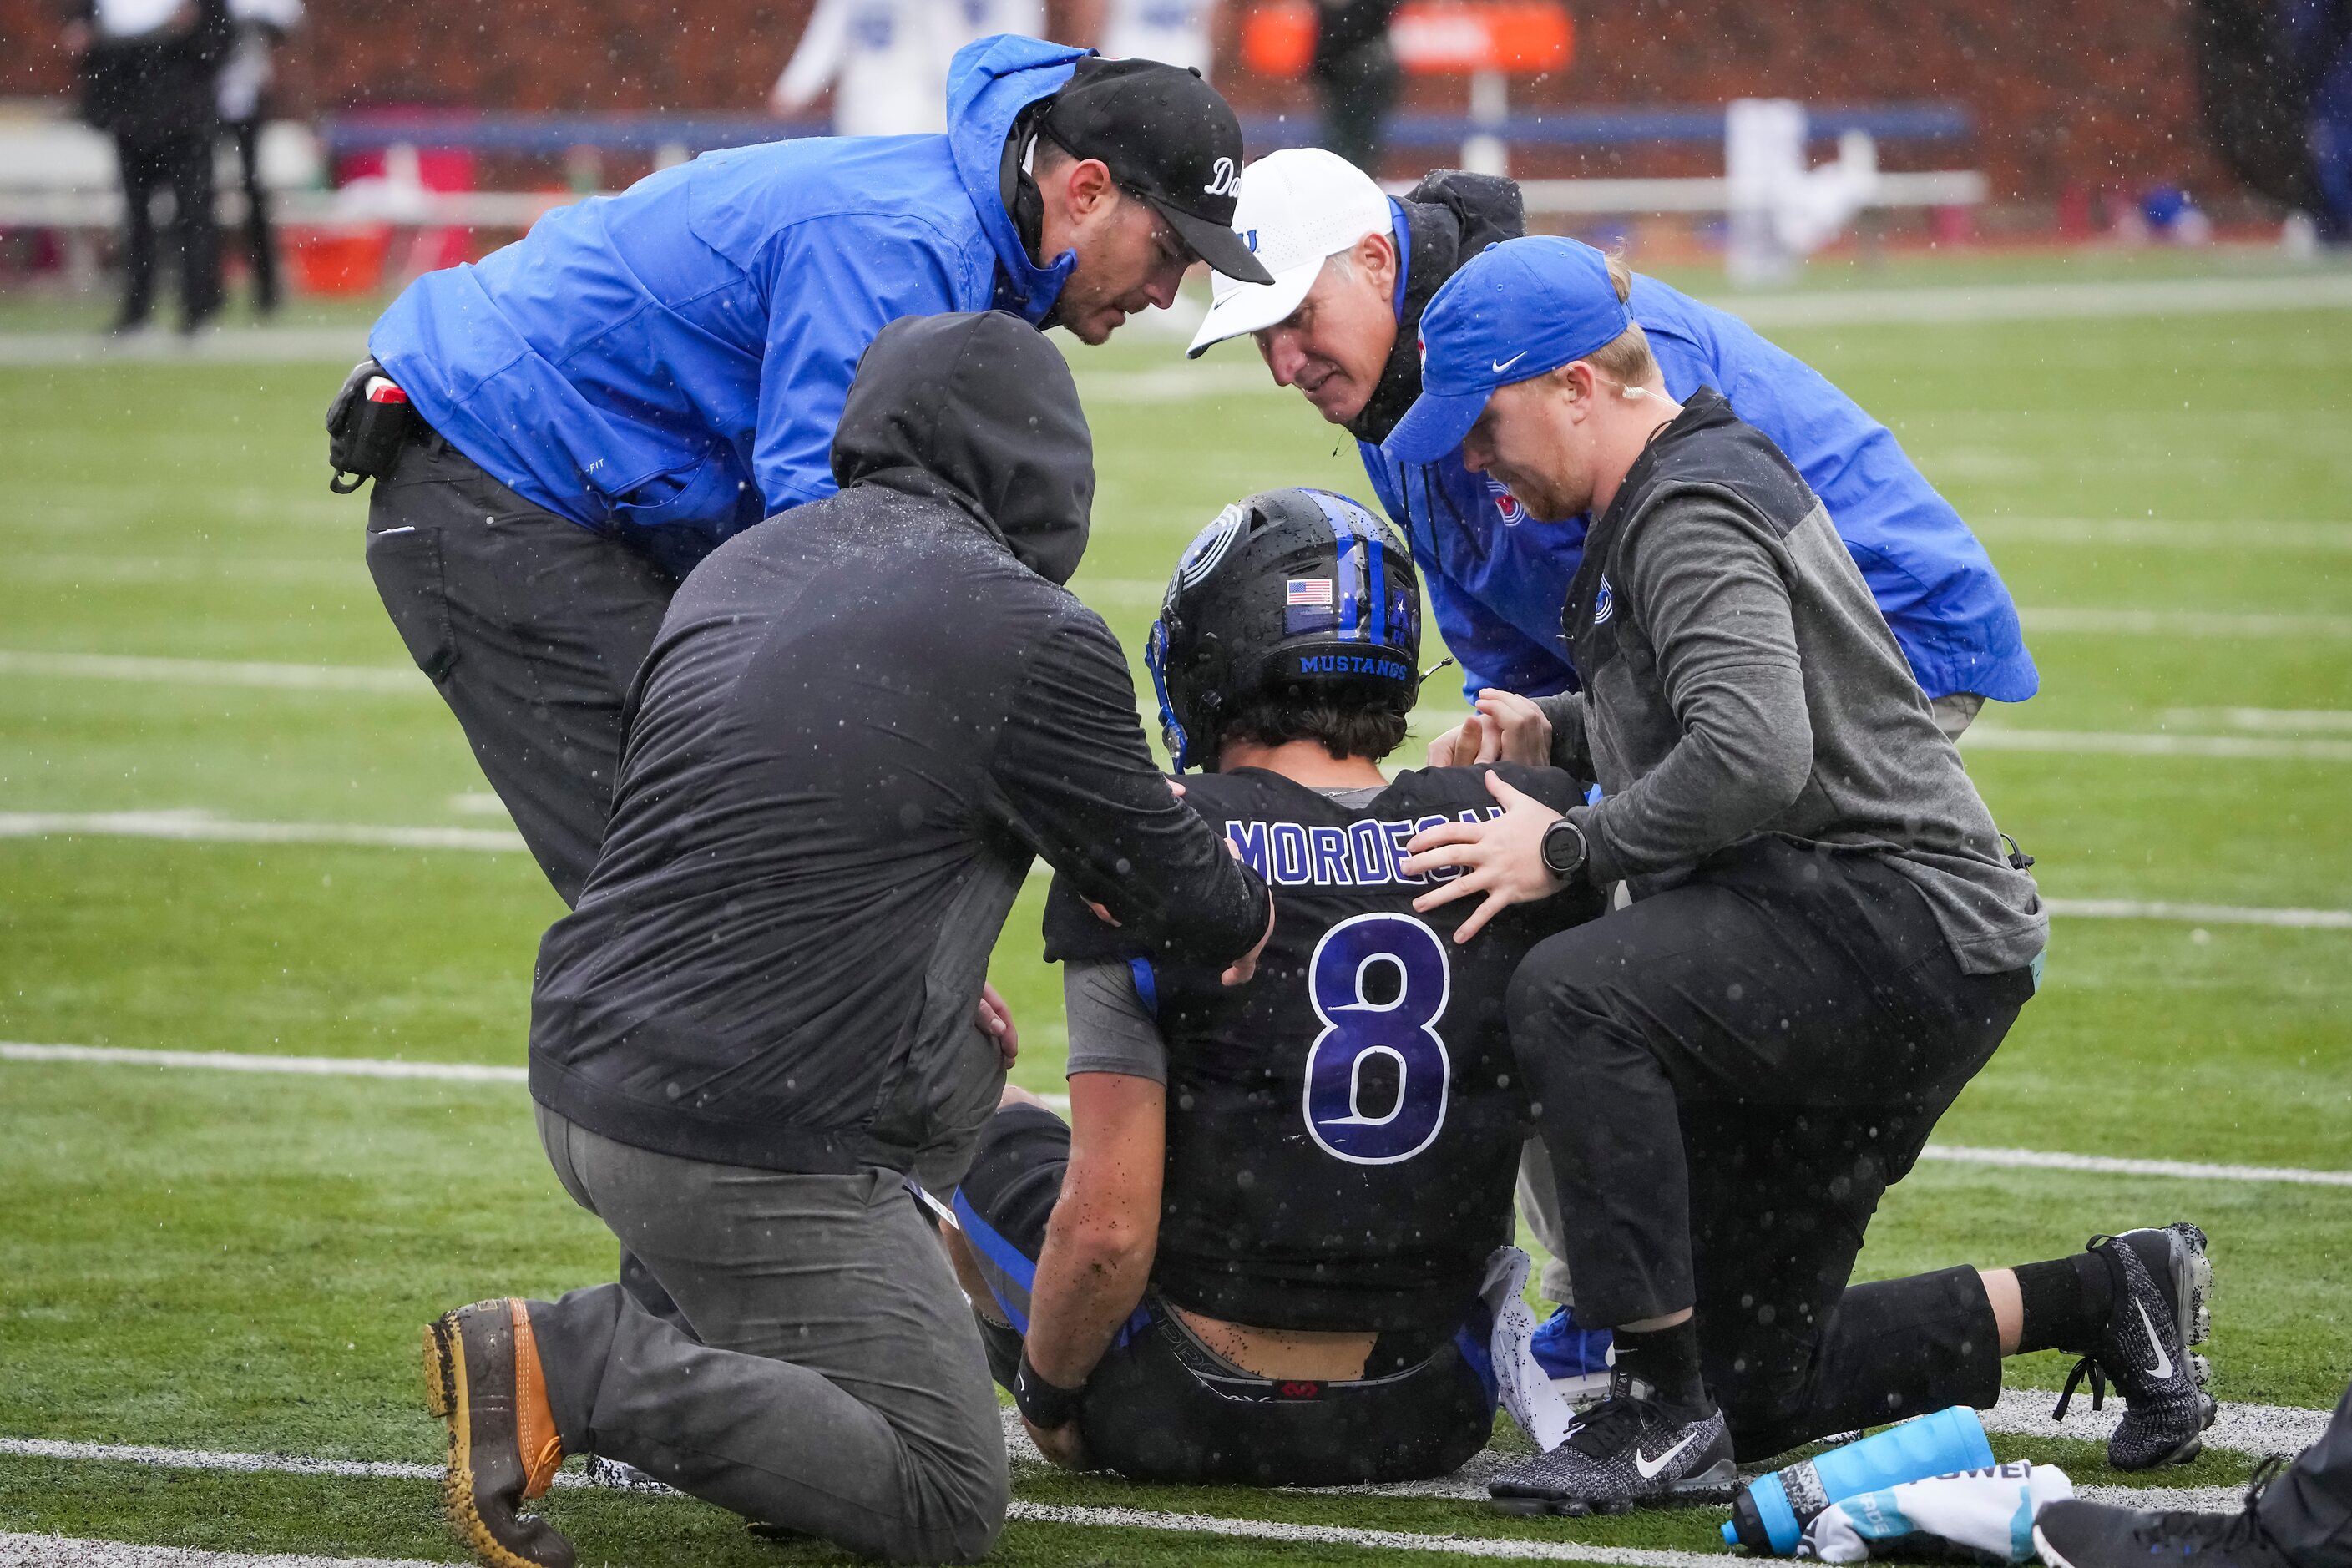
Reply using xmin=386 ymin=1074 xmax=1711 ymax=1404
xmin=1593 ymin=577 xmax=1615 ymax=625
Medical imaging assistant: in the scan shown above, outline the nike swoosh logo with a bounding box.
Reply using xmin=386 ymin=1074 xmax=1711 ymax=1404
xmin=2138 ymin=1299 xmax=2175 ymax=1380
xmin=1491 ymin=352 xmax=1528 ymax=374
xmin=1634 ymin=1431 xmax=1699 ymax=1479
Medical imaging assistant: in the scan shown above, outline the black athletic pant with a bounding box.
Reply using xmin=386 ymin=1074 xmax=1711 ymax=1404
xmin=2260 ymin=1378 xmax=2352 ymax=1568
xmin=114 ymin=127 xmax=220 ymax=331
xmin=364 ymin=432 xmax=683 ymax=1325
xmin=954 ymin=1104 xmax=1497 ymax=1487
xmin=222 ymin=118 xmax=279 ymax=312
xmin=364 ymin=432 xmax=675 ymax=906
xmin=1508 ymin=837 xmax=2035 ymax=1461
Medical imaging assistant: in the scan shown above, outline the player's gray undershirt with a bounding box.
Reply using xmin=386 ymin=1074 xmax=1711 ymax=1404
xmin=1061 ymin=782 xmax=1385 ymax=1083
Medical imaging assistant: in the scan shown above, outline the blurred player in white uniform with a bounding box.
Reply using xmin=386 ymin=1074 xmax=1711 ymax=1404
xmin=771 ymin=0 xmax=1050 ymax=135
xmin=1077 ymin=0 xmax=1216 ymax=78
xmin=770 ymin=0 xmax=939 ymax=135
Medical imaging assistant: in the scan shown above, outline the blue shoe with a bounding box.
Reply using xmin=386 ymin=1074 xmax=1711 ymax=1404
xmin=1532 ymin=1305 xmax=1614 ymax=1397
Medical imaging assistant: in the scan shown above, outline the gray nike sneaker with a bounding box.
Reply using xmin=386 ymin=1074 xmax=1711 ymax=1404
xmin=1490 ymin=1389 xmax=1737 ymax=1516
xmin=2052 ymin=1223 xmax=2216 ymax=1470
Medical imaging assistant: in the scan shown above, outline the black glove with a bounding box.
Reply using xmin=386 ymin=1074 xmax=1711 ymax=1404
xmin=326 ymin=355 xmax=382 ymax=438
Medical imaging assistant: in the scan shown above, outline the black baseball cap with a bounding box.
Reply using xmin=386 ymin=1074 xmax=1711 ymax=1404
xmin=1040 ymin=58 xmax=1274 ymax=286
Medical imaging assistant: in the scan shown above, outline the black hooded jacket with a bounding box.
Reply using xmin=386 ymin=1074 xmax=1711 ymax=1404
xmin=529 ymin=312 xmax=1269 ymax=1182
xmin=1343 ymin=170 xmax=1525 ymax=446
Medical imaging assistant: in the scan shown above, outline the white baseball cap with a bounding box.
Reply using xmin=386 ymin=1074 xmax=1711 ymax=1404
xmin=1184 ymin=149 xmax=1395 ymax=361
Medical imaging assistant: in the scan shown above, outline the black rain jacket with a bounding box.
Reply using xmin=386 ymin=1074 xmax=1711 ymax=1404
xmin=529 ymin=312 xmax=1269 ymax=1184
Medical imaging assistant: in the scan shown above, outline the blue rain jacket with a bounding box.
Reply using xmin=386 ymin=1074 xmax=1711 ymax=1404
xmin=369 ymin=35 xmax=1083 ymax=577
xmin=1360 ymin=269 xmax=2039 ymax=706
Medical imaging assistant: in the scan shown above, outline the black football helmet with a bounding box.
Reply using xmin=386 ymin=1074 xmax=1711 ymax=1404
xmin=1146 ymin=488 xmax=1423 ymax=772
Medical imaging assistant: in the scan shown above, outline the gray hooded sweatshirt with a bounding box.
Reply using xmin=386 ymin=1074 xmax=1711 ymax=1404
xmin=1537 ymin=388 xmax=2046 ymax=977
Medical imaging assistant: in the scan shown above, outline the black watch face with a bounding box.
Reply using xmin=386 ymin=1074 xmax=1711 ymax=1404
xmin=1545 ymin=820 xmax=1581 ymax=875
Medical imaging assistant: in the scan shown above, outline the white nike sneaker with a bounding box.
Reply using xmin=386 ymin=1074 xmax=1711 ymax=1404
xmin=1488 ymin=1385 xmax=1737 ymax=1515
xmin=2052 ymin=1223 xmax=2216 ymax=1470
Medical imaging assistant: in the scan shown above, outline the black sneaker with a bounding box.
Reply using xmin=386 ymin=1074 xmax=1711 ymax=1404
xmin=2052 ymin=1223 xmax=2216 ymax=1470
xmin=1489 ymin=1387 xmax=1737 ymax=1516
xmin=2034 ymin=1458 xmax=2294 ymax=1568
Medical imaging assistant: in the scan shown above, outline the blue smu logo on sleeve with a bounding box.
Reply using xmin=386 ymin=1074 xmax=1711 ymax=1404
xmin=1223 ymin=807 xmax=1505 ymax=888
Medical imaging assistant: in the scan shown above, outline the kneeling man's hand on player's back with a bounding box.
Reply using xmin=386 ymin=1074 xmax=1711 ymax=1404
xmin=1428 ymin=689 xmax=1552 ymax=768
xmin=1400 ymin=771 xmax=1567 ymax=942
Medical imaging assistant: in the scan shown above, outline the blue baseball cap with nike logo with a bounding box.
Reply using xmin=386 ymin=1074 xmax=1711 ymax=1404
xmin=1381 ymin=235 xmax=1636 ymax=463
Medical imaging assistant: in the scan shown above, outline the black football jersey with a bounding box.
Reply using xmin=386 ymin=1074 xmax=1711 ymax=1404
xmin=1042 ymin=763 xmax=1602 ymax=1333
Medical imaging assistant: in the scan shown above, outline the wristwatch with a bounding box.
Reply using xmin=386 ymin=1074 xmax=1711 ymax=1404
xmin=1013 ymin=1348 xmax=1086 ymax=1430
xmin=1540 ymin=816 xmax=1590 ymax=883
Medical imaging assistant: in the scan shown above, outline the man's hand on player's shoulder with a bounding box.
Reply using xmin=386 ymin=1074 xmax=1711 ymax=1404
xmin=1399 ymin=770 xmax=1567 ymax=942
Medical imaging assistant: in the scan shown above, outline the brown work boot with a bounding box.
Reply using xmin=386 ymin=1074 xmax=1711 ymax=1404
xmin=423 ymin=1298 xmax=574 ymax=1568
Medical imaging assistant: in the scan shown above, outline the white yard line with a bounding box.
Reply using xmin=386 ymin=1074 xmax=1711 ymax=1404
xmin=1719 ymin=272 xmax=2352 ymax=329
xmin=0 ymin=1043 xmax=525 ymax=1084
xmin=0 ymin=328 xmax=366 ymax=367
xmin=0 ymin=651 xmax=422 ymax=695
xmin=2039 ymin=898 xmax=2352 ymax=930
xmin=2021 ymin=607 xmax=2352 ymax=639
xmin=8 ymin=1042 xmax=2348 ymax=1188
xmin=2162 ymin=706 xmax=2352 ymax=734
xmin=1970 ymin=518 xmax=2352 ymax=553
xmin=1917 ymin=1143 xmax=2352 ymax=1188
xmin=1960 ymin=728 xmax=2352 ymax=762
xmin=0 ymin=811 xmax=525 ymax=853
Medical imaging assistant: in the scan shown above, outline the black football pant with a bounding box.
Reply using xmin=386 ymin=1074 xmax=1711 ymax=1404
xmin=114 ymin=128 xmax=220 ymax=331
xmin=954 ymin=1104 xmax=1497 ymax=1487
xmin=364 ymin=432 xmax=683 ymax=1324
xmin=1508 ymin=837 xmax=2036 ymax=1461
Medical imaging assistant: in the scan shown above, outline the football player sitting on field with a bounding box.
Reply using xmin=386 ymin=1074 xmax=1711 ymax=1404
xmin=946 ymin=488 xmax=1607 ymax=1486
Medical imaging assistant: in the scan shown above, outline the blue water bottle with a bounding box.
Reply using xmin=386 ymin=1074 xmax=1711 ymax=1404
xmin=1722 ymin=1406 xmax=1995 ymax=1554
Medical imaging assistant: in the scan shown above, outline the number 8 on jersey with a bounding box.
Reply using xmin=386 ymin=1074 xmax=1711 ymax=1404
xmin=1302 ymin=912 xmax=1453 ymax=1165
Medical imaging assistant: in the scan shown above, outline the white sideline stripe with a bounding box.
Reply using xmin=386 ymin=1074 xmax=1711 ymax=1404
xmin=2022 ymin=607 xmax=2352 ymax=639
xmin=0 ymin=651 xmax=422 ymax=695
xmin=8 ymin=1043 xmax=2349 ymax=1189
xmin=1916 ymin=1143 xmax=2352 ymax=1188
xmin=0 ymin=1436 xmax=2300 ymax=1568
xmin=1983 ymin=1388 xmax=2334 ymax=1456
xmin=1004 ymin=1504 xmax=1723 ymax=1563
xmin=0 ymin=1532 xmax=441 ymax=1568
xmin=1960 ymin=728 xmax=2352 ymax=762
xmin=2041 ymin=898 xmax=2352 ymax=930
xmin=0 ymin=811 xmax=526 ymax=853
xmin=0 ymin=1043 xmax=526 ymax=1084
xmin=1971 ymin=518 xmax=2352 ymax=553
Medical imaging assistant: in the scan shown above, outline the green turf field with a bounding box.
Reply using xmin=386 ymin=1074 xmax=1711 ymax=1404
xmin=2 ymin=250 xmax=2349 ymax=1566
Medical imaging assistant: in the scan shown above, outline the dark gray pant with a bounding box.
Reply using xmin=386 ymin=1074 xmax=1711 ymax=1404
xmin=530 ymin=1107 xmax=1008 ymax=1564
xmin=363 ymin=434 xmax=675 ymax=908
xmin=2261 ymin=1379 xmax=2352 ymax=1568
xmin=1509 ymin=838 xmax=2032 ymax=1459
xmin=365 ymin=435 xmax=682 ymax=1320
